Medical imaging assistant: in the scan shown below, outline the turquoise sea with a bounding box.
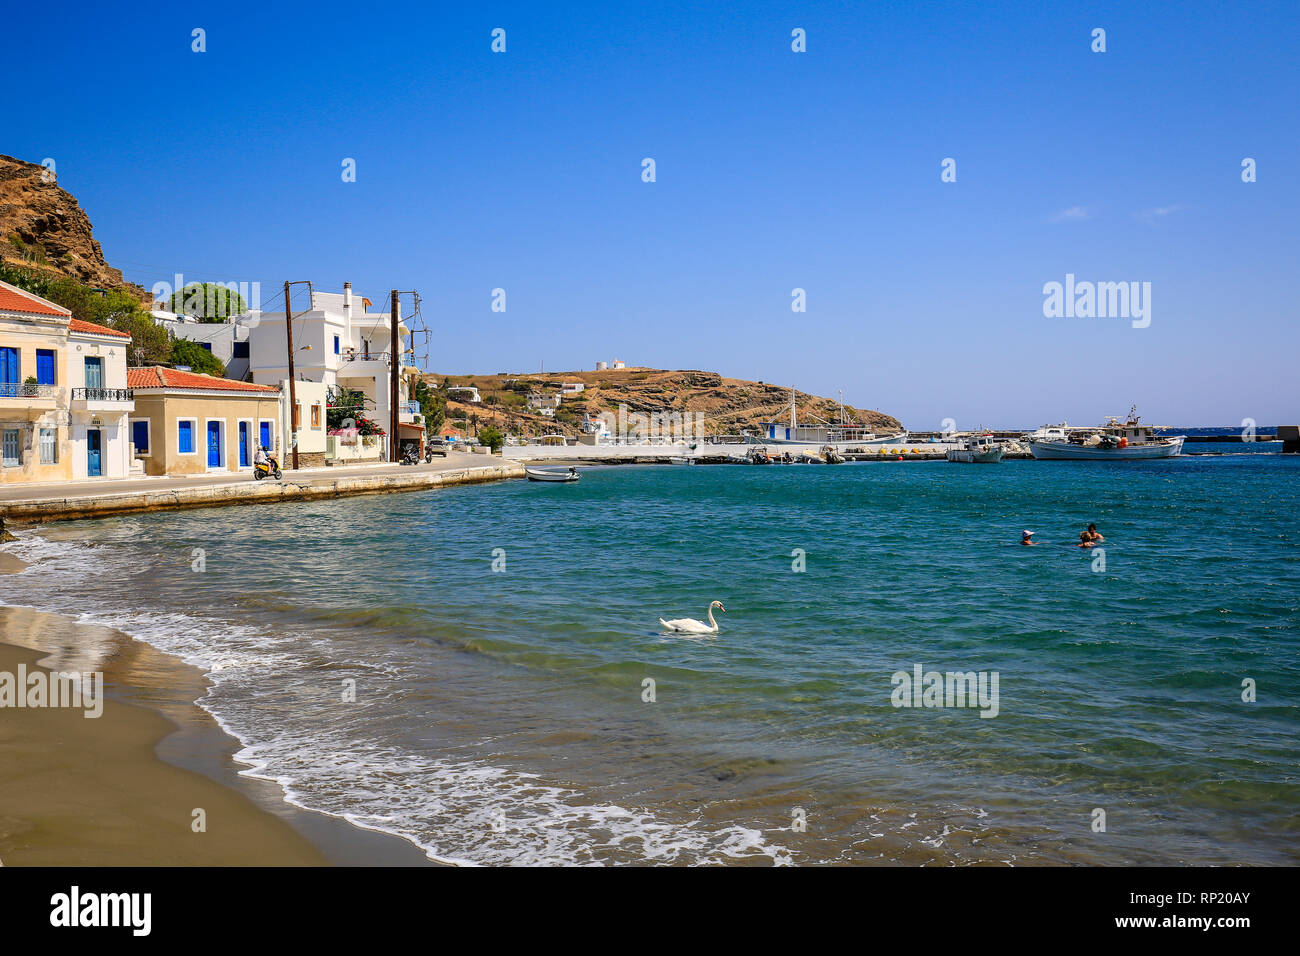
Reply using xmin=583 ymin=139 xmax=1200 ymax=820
xmin=4 ymin=454 xmax=1298 ymax=865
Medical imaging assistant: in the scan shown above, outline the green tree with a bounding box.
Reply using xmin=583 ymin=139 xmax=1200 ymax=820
xmin=478 ymin=425 xmax=505 ymax=452
xmin=169 ymin=338 xmax=226 ymax=376
xmin=414 ymin=379 xmax=446 ymax=435
xmin=111 ymin=311 xmax=172 ymax=365
xmin=169 ymin=282 xmax=247 ymax=322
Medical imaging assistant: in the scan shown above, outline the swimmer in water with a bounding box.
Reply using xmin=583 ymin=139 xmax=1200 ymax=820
xmin=1021 ymin=530 xmax=1036 ymax=546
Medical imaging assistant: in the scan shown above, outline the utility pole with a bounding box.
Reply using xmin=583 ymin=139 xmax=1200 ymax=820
xmin=284 ymin=280 xmax=299 ymax=470
xmin=390 ymin=290 xmax=400 ymax=462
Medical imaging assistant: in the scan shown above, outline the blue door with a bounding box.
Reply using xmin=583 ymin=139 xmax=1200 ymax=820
xmin=0 ymin=347 xmax=18 ymax=397
xmin=207 ymin=421 xmax=222 ymax=468
xmin=238 ymin=422 xmax=250 ymax=466
xmin=86 ymin=429 xmax=102 ymax=477
xmin=259 ymin=421 xmax=272 ymax=453
xmin=84 ymin=356 xmax=104 ymax=390
xmin=36 ymin=350 xmax=56 ymax=385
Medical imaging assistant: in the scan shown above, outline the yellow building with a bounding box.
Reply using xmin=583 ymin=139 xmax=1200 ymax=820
xmin=126 ymin=367 xmax=283 ymax=476
xmin=1 ymin=280 xmax=135 ymax=484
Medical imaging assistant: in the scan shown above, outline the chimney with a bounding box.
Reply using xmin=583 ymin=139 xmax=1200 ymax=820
xmin=343 ymin=282 xmax=353 ymax=320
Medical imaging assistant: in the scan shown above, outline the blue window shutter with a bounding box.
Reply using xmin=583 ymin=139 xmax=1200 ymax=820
xmin=84 ymin=356 xmax=103 ymax=389
xmin=36 ymin=350 xmax=56 ymax=385
xmin=178 ymin=420 xmax=193 ymax=453
xmin=334 ymin=335 xmax=340 ymax=354
xmin=132 ymin=420 xmax=150 ymax=452
xmin=0 ymin=347 xmax=18 ymax=385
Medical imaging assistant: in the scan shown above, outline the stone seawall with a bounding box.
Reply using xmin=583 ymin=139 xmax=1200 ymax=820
xmin=0 ymin=462 xmax=525 ymax=523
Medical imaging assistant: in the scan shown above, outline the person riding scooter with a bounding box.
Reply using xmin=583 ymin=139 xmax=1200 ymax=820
xmin=253 ymin=446 xmax=282 ymax=480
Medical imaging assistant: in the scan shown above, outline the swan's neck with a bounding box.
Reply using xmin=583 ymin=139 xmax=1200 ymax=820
xmin=706 ymin=605 xmax=717 ymax=628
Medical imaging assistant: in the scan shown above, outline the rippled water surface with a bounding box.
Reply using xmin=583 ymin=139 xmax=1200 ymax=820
xmin=4 ymin=455 xmax=1298 ymax=864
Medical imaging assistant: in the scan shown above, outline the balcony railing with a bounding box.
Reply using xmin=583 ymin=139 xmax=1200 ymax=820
xmin=402 ymin=401 xmax=420 ymax=415
xmin=72 ymin=388 xmax=133 ymax=402
xmin=0 ymin=383 xmax=60 ymax=399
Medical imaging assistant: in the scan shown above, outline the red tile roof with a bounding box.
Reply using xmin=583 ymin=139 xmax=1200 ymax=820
xmin=127 ymin=367 xmax=281 ymax=393
xmin=0 ymin=281 xmax=71 ymax=318
xmin=68 ymin=317 xmax=131 ymax=339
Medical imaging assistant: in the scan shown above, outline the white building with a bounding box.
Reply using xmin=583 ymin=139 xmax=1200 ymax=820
xmin=151 ymin=307 xmax=251 ymax=380
xmin=611 ymin=357 xmax=626 ymax=369
xmin=446 ymin=386 xmax=481 ymax=403
xmin=560 ymin=382 xmax=585 ymax=395
xmin=241 ymin=282 xmax=423 ymax=457
xmin=527 ymin=391 xmax=561 ymax=411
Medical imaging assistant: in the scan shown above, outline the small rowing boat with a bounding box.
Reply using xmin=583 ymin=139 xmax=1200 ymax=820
xmin=525 ymin=467 xmax=580 ymax=482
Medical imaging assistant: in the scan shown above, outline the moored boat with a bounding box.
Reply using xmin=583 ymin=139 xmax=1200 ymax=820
xmin=1029 ymin=408 xmax=1184 ymax=460
xmin=525 ymin=466 xmax=581 ymax=482
xmin=946 ymin=433 xmax=1004 ymax=463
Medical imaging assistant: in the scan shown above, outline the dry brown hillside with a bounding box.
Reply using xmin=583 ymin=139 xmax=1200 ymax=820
xmin=0 ymin=153 xmax=145 ymax=296
xmin=423 ymin=368 xmax=903 ymax=438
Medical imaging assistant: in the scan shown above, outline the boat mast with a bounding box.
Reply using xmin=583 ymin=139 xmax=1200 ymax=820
xmin=790 ymin=385 xmax=796 ymax=428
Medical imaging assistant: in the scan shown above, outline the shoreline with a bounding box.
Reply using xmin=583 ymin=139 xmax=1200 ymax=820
xmin=0 ymin=563 xmax=435 ymax=865
xmin=0 ymin=457 xmax=523 ymax=524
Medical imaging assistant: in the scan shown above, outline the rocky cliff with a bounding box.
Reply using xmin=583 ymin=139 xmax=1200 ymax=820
xmin=0 ymin=153 xmax=142 ymax=294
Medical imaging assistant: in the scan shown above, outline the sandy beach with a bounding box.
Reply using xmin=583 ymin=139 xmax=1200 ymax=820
xmin=0 ymin=555 xmax=432 ymax=866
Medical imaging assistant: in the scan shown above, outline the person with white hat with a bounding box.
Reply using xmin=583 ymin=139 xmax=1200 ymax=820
xmin=1021 ymin=530 xmax=1037 ymax=546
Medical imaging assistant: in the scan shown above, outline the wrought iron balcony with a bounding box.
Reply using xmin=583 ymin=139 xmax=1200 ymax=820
xmin=72 ymin=387 xmax=134 ymax=402
xmin=0 ymin=383 xmax=60 ymax=399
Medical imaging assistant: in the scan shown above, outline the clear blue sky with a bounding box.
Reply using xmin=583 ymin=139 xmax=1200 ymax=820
xmin=9 ymin=0 xmax=1297 ymax=427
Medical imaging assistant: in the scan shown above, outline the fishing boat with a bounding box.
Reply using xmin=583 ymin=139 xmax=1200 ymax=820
xmin=525 ymin=466 xmax=581 ymax=482
xmin=946 ymin=433 xmax=1004 ymax=463
xmin=1029 ymin=407 xmax=1184 ymax=460
xmin=668 ymin=456 xmax=694 ymax=465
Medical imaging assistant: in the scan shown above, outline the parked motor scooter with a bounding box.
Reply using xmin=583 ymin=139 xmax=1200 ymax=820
xmin=254 ymin=452 xmax=282 ymax=480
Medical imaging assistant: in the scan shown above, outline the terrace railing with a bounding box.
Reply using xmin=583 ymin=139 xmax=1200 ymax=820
xmin=0 ymin=383 xmax=61 ymax=399
xmin=72 ymin=388 xmax=134 ymax=402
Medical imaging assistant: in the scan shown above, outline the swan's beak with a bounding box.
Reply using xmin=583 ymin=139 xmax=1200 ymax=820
xmin=718 ymin=605 xmax=726 ymax=613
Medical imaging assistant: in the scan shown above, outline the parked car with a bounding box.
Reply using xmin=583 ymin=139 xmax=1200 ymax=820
xmin=425 ymin=439 xmax=449 ymax=460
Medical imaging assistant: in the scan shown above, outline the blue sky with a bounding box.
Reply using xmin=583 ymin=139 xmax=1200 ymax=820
xmin=8 ymin=0 xmax=1297 ymax=426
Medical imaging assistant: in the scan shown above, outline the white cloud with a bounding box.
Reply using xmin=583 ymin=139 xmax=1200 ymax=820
xmin=1137 ymin=204 xmax=1185 ymax=224
xmin=1051 ymin=206 xmax=1090 ymax=222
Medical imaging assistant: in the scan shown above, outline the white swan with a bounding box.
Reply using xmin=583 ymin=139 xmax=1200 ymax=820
xmin=660 ymin=601 xmax=725 ymax=634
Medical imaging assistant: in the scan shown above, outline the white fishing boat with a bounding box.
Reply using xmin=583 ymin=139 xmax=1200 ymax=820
xmin=525 ymin=466 xmax=581 ymax=482
xmin=946 ymin=433 xmax=1004 ymax=463
xmin=668 ymin=456 xmax=694 ymax=465
xmin=1029 ymin=408 xmax=1184 ymax=460
xmin=1023 ymin=423 xmax=1070 ymax=443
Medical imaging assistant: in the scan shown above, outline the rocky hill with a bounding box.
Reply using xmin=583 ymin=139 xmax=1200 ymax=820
xmin=424 ymin=368 xmax=902 ymax=438
xmin=0 ymin=153 xmax=144 ymax=295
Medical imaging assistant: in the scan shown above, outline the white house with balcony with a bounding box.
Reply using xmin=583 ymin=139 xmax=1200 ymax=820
xmin=0 ymin=280 xmax=134 ymax=483
xmin=240 ymin=282 xmax=423 ymax=460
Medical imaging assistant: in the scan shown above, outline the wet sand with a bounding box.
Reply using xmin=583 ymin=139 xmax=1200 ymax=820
xmin=0 ymin=592 xmax=433 ymax=866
